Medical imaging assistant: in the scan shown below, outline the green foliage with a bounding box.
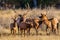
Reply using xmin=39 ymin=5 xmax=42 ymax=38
xmin=1 ymin=0 xmax=59 ymax=8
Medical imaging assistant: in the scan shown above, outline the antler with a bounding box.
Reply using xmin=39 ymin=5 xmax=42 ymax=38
xmin=23 ymin=10 xmax=29 ymax=17
xmin=23 ymin=13 xmax=28 ymax=18
xmin=11 ymin=16 xmax=16 ymax=22
xmin=14 ymin=14 xmax=18 ymax=20
xmin=13 ymin=9 xmax=17 ymax=13
xmin=11 ymin=14 xmax=17 ymax=21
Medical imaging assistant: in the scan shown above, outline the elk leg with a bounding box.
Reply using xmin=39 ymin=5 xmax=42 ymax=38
xmin=57 ymin=23 xmax=59 ymax=34
xmin=11 ymin=29 xmax=12 ymax=34
xmin=47 ymin=27 xmax=51 ymax=35
xmin=29 ymin=28 xmax=30 ymax=35
xmin=21 ymin=30 xmax=23 ymax=36
xmin=46 ymin=26 xmax=48 ymax=32
xmin=35 ymin=28 xmax=38 ymax=35
xmin=28 ymin=28 xmax=30 ymax=35
xmin=18 ymin=26 xmax=20 ymax=34
xmin=55 ymin=28 xmax=58 ymax=35
xmin=27 ymin=28 xmax=30 ymax=36
xmin=14 ymin=29 xmax=16 ymax=35
xmin=24 ymin=30 xmax=25 ymax=37
xmin=13 ymin=29 xmax=15 ymax=34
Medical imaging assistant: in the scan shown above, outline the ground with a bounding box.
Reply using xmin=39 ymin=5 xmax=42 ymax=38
xmin=0 ymin=35 xmax=60 ymax=40
xmin=0 ymin=28 xmax=60 ymax=40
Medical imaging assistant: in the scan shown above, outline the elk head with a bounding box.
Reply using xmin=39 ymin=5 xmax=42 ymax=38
xmin=23 ymin=13 xmax=28 ymax=18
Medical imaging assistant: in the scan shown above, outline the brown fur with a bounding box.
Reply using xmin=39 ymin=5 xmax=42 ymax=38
xmin=39 ymin=14 xmax=52 ymax=34
xmin=25 ymin=18 xmax=40 ymax=35
xmin=39 ymin=13 xmax=59 ymax=34
xmin=16 ymin=13 xmax=32 ymax=36
xmin=17 ymin=13 xmax=27 ymax=34
xmin=10 ymin=18 xmax=17 ymax=34
xmin=51 ymin=18 xmax=59 ymax=34
xmin=19 ymin=22 xmax=32 ymax=36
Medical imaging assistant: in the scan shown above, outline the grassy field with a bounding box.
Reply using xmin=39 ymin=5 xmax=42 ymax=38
xmin=0 ymin=35 xmax=60 ymax=40
xmin=0 ymin=28 xmax=60 ymax=40
xmin=0 ymin=8 xmax=60 ymax=40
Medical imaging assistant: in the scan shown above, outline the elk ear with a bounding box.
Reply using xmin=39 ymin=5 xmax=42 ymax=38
xmin=45 ymin=15 xmax=46 ymax=16
xmin=41 ymin=13 xmax=42 ymax=16
xmin=39 ymin=16 xmax=41 ymax=18
xmin=41 ymin=13 xmax=43 ymax=16
xmin=45 ymin=13 xmax=47 ymax=16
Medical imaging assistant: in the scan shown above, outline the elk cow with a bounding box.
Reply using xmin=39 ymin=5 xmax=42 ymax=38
xmin=39 ymin=13 xmax=52 ymax=35
xmin=25 ymin=18 xmax=41 ymax=35
xmin=39 ymin=13 xmax=59 ymax=35
xmin=10 ymin=17 xmax=17 ymax=34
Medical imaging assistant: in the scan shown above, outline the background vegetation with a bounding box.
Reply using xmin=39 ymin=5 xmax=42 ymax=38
xmin=0 ymin=0 xmax=60 ymax=9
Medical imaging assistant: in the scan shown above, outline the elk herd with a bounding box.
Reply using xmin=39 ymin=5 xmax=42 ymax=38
xmin=10 ymin=13 xmax=59 ymax=36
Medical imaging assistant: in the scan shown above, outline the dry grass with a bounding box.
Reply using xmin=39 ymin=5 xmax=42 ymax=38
xmin=0 ymin=8 xmax=60 ymax=40
xmin=0 ymin=28 xmax=60 ymax=40
xmin=0 ymin=35 xmax=60 ymax=40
